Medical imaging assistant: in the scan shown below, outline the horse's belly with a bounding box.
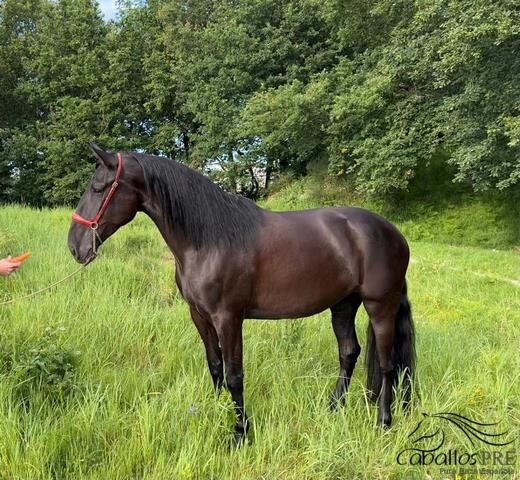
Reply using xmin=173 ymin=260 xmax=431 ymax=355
xmin=246 ymin=260 xmax=357 ymax=319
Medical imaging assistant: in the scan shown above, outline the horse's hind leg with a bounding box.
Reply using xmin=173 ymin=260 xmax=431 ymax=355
xmin=363 ymin=293 xmax=401 ymax=427
xmin=329 ymin=293 xmax=362 ymax=410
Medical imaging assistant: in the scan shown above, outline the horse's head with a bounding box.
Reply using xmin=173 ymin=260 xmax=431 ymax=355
xmin=68 ymin=144 xmax=144 ymax=264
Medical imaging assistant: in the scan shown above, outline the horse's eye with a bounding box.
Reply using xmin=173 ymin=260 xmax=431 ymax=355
xmin=92 ymin=183 xmax=104 ymax=193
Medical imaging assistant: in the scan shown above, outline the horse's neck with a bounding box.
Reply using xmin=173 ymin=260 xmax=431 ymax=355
xmin=142 ymin=203 xmax=190 ymax=265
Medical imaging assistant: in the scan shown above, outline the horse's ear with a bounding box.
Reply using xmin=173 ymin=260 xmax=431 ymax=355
xmin=88 ymin=143 xmax=114 ymax=167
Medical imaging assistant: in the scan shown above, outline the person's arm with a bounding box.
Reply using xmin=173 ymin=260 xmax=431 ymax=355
xmin=0 ymin=257 xmax=20 ymax=277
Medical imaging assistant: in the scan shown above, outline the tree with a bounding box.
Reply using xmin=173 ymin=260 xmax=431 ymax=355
xmin=1 ymin=0 xmax=519 ymax=204
xmin=0 ymin=0 xmax=46 ymax=203
xmin=327 ymin=0 xmax=520 ymax=194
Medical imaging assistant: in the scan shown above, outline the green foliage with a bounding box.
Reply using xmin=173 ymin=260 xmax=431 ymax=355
xmin=4 ymin=326 xmax=80 ymax=404
xmin=242 ymin=0 xmax=520 ymax=194
xmin=1 ymin=0 xmax=519 ymax=203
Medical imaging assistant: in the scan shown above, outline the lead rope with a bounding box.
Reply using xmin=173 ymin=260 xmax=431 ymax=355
xmin=92 ymin=225 xmax=101 ymax=255
xmin=0 ymin=227 xmax=98 ymax=306
xmin=0 ymin=264 xmax=86 ymax=306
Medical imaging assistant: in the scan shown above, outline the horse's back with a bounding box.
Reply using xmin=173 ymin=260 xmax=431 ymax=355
xmin=264 ymin=206 xmax=408 ymax=260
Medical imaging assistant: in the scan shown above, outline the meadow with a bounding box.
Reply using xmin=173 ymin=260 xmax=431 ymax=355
xmin=0 ymin=198 xmax=519 ymax=479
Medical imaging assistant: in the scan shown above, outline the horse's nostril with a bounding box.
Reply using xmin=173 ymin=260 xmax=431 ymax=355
xmin=70 ymin=246 xmax=77 ymax=258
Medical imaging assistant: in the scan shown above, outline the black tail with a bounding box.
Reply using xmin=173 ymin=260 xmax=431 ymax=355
xmin=366 ymin=282 xmax=416 ymax=404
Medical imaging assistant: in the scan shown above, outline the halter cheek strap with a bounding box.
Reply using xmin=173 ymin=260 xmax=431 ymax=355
xmin=71 ymin=153 xmax=123 ymax=252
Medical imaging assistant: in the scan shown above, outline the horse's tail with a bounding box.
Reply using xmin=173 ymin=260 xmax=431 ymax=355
xmin=366 ymin=281 xmax=416 ymax=404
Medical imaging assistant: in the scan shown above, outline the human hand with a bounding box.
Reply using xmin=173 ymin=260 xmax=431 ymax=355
xmin=0 ymin=257 xmax=21 ymax=277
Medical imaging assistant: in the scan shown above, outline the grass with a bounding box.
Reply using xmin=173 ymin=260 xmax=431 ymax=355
xmin=0 ymin=204 xmax=519 ymax=479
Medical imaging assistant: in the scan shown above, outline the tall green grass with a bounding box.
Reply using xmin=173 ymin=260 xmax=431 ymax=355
xmin=0 ymin=205 xmax=519 ymax=479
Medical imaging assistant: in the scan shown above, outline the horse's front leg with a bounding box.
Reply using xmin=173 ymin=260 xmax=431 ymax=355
xmin=190 ymin=307 xmax=224 ymax=395
xmin=213 ymin=313 xmax=249 ymax=445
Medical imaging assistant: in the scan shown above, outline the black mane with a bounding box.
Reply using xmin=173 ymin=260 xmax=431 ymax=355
xmin=134 ymin=153 xmax=263 ymax=249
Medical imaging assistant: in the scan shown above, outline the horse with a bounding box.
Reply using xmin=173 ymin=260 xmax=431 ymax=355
xmin=68 ymin=144 xmax=416 ymax=444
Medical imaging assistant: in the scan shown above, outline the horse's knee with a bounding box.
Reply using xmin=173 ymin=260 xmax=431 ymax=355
xmin=380 ymin=363 xmax=394 ymax=375
xmin=341 ymin=343 xmax=361 ymax=365
xmin=226 ymin=371 xmax=244 ymax=392
xmin=209 ymin=360 xmax=222 ymax=378
xmin=350 ymin=343 xmax=361 ymax=359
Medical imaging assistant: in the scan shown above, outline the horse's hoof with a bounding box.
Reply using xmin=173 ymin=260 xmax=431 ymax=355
xmin=232 ymin=431 xmax=248 ymax=448
xmin=329 ymin=393 xmax=346 ymax=412
xmin=377 ymin=414 xmax=392 ymax=428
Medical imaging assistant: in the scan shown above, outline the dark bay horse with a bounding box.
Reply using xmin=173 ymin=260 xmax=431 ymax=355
xmin=68 ymin=144 xmax=416 ymax=443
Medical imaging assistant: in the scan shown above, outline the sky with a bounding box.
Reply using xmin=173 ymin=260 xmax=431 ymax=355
xmin=98 ymin=0 xmax=118 ymax=20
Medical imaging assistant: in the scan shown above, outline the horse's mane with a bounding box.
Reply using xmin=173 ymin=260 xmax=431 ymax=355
xmin=134 ymin=153 xmax=263 ymax=249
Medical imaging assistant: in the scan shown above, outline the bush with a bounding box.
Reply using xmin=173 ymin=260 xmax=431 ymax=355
xmin=7 ymin=327 xmax=80 ymax=405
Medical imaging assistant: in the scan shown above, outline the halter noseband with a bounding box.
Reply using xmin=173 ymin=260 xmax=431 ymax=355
xmin=72 ymin=152 xmax=123 ymax=230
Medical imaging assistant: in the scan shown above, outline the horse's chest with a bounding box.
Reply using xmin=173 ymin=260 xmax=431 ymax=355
xmin=174 ymin=268 xmax=201 ymax=304
xmin=174 ymin=256 xmax=252 ymax=311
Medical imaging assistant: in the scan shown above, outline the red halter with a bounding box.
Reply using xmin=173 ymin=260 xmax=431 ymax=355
xmin=72 ymin=152 xmax=123 ymax=230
